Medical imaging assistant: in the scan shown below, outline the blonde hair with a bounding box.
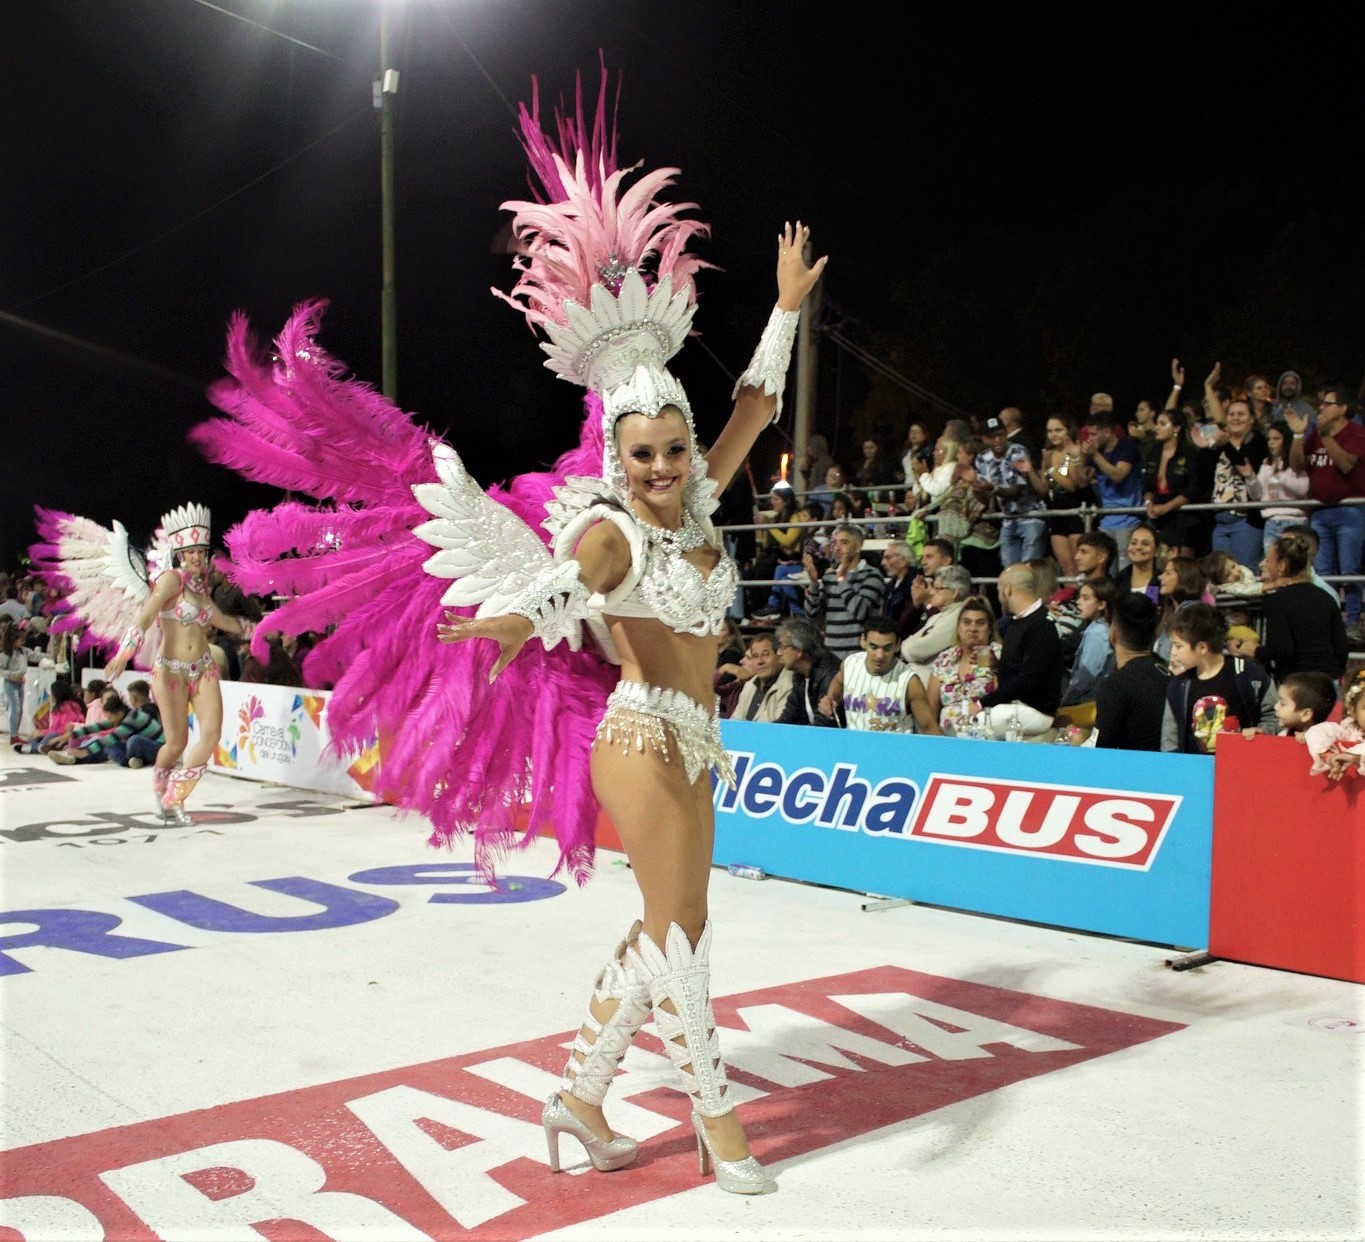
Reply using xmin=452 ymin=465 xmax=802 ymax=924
xmin=1346 ymin=680 xmax=1365 ymax=722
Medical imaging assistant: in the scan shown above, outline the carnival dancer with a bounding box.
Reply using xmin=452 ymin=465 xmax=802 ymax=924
xmin=443 ymin=250 xmax=822 ymax=1193
xmin=31 ymin=505 xmax=255 ymax=822
xmin=191 ymin=65 xmax=823 ymax=1193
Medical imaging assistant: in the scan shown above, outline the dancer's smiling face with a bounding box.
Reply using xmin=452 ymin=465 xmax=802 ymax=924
xmin=618 ymin=408 xmax=691 ymax=515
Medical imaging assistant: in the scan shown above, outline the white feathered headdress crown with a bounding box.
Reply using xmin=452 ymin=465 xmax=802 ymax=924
xmin=159 ymin=502 xmax=212 ymax=551
xmin=493 ymin=59 xmax=714 ymax=498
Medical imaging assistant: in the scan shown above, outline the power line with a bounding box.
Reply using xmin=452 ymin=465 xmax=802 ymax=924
xmin=825 ymin=327 xmax=973 ymax=422
xmin=431 ymin=1 xmax=520 ymax=120
xmin=184 ymin=0 xmax=346 ymax=62
xmin=0 ymin=311 xmax=203 ymax=389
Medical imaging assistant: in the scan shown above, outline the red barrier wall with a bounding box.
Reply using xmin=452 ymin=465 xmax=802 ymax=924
xmin=1210 ymin=734 xmax=1364 ymax=984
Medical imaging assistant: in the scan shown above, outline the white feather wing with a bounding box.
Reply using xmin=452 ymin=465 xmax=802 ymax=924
xmin=47 ymin=515 xmax=158 ymax=662
xmin=411 ymin=443 xmax=554 ymax=615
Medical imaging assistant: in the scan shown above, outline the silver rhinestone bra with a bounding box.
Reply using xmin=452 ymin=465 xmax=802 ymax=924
xmin=632 ymin=537 xmax=738 ymax=637
xmin=545 ymin=480 xmax=736 ymax=638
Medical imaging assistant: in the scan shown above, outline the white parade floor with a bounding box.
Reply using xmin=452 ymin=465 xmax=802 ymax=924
xmin=1 ymin=748 xmax=1361 ymax=1242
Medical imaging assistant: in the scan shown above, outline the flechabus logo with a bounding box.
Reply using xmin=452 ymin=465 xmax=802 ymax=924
xmin=907 ymin=774 xmax=1182 ymax=870
xmin=715 ymin=753 xmax=920 ymax=837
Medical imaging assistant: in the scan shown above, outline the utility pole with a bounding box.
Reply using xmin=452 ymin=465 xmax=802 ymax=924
xmin=378 ymin=9 xmax=399 ymax=400
xmin=792 ymin=233 xmax=820 ymax=492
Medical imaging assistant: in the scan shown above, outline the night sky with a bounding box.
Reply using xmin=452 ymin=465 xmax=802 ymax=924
xmin=4 ymin=2 xmax=1355 ymax=568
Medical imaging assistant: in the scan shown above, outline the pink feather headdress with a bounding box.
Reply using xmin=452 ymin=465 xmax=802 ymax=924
xmin=493 ymin=56 xmax=716 ymax=501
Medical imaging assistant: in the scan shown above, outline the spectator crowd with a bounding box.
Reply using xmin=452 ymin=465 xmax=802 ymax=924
xmin=718 ymin=365 xmax=1364 ymax=765
xmin=8 ymin=364 xmax=1363 ymax=774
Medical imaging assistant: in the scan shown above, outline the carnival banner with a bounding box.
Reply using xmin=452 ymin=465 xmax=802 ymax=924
xmin=194 ymin=682 xmax=380 ymax=801
xmin=19 ymin=668 xmax=58 ymax=737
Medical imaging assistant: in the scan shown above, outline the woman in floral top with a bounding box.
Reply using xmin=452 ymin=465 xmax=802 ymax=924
xmin=924 ymin=596 xmax=1002 ymax=734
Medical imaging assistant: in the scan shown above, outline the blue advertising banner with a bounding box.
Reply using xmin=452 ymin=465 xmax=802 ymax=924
xmin=714 ymin=722 xmax=1214 ymax=948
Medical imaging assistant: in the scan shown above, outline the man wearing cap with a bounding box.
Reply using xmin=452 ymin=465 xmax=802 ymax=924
xmin=975 ymin=415 xmax=1046 ymax=567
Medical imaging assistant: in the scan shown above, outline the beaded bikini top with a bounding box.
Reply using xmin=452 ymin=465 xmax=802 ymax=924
xmin=158 ymin=573 xmax=213 ymax=628
xmin=613 ymin=526 xmax=738 ymax=637
xmin=546 ymin=481 xmax=736 ymax=640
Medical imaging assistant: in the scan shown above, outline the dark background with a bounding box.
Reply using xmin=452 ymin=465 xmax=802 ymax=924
xmin=4 ymin=1 xmax=1357 ymax=566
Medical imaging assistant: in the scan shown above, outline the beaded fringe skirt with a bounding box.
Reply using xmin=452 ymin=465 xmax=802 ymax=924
xmin=594 ymin=681 xmax=737 ymax=788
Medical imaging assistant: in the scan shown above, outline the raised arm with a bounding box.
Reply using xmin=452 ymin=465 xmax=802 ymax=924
xmin=706 ymin=222 xmax=828 ymax=493
xmin=1166 ymin=358 xmax=1185 ymax=411
xmin=1202 ymin=362 xmax=1225 ymax=426
xmin=1285 ymin=405 xmax=1310 ymax=471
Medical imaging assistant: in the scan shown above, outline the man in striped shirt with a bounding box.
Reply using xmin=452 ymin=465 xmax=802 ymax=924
xmin=802 ymin=524 xmax=885 ymax=658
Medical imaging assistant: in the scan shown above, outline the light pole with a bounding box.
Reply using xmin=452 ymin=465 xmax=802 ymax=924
xmin=792 ymin=233 xmax=820 ymax=492
xmin=378 ymin=8 xmax=399 ymax=400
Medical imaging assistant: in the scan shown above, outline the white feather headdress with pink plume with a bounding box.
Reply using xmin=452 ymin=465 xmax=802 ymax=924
xmin=159 ymin=502 xmax=211 ymax=553
xmin=493 ymin=57 xmax=717 ymax=507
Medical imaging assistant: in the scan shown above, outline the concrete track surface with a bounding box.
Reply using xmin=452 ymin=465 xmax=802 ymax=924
xmin=2 ymin=751 xmax=1361 ymax=1241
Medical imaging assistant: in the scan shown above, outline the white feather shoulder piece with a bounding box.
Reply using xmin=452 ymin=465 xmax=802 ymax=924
xmin=411 ymin=442 xmax=554 ymax=615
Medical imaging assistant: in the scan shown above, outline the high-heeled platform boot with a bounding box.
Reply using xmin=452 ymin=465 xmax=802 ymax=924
xmin=628 ymin=921 xmax=773 ymax=1195
xmin=543 ymin=921 xmax=650 ymax=1173
xmin=162 ymin=764 xmax=204 ymax=826
xmin=151 ymin=766 xmax=172 ymax=823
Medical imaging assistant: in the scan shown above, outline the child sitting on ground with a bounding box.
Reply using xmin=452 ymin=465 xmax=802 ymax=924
xmin=12 ymin=678 xmax=86 ymax=753
xmin=82 ymin=679 xmax=109 ymax=724
xmin=1273 ymin=671 xmax=1337 ymax=739
xmin=1304 ymin=680 xmax=1365 ymax=781
xmin=50 ymin=691 xmax=128 ymax=764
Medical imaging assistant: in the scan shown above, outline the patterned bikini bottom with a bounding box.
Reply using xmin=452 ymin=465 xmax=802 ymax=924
xmin=594 ymin=680 xmax=737 ymax=788
xmin=155 ymin=651 xmax=219 ymax=696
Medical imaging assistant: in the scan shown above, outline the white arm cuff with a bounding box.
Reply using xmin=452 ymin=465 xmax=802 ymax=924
xmin=732 ymin=305 xmax=800 ymax=422
xmin=506 ymin=559 xmax=590 ymax=651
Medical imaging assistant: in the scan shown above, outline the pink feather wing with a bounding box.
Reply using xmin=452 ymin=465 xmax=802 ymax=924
xmin=195 ymin=302 xmax=615 ymax=883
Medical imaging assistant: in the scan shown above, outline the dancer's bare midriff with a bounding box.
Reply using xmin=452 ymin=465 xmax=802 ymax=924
xmin=605 ymin=614 xmax=722 ymax=711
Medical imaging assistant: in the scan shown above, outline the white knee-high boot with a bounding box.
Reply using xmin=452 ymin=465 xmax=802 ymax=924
xmin=629 ymin=922 xmax=772 ymax=1194
xmin=542 ymin=922 xmax=650 ymax=1173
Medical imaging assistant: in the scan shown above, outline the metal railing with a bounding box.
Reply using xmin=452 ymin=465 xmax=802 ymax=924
xmin=719 ymin=494 xmax=1365 ymax=592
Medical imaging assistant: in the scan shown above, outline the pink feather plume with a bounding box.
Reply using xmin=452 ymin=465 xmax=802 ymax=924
xmin=491 ymin=56 xmax=714 ymax=335
xmin=194 ymin=301 xmax=617 ymax=883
